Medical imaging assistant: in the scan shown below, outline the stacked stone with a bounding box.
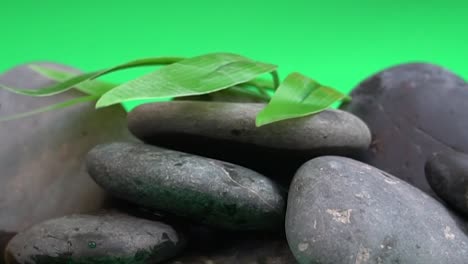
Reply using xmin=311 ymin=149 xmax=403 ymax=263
xmin=2 ymin=62 xmax=468 ymax=264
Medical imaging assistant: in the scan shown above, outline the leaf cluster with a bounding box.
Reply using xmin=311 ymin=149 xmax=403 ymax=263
xmin=0 ymin=53 xmax=350 ymax=126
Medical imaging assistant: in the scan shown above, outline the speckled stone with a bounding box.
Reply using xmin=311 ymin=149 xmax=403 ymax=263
xmin=0 ymin=62 xmax=135 ymax=263
xmin=86 ymin=142 xmax=286 ymax=231
xmin=127 ymin=101 xmax=371 ymax=184
xmin=286 ymin=156 xmax=468 ymax=264
xmin=5 ymin=212 xmax=184 ymax=264
xmin=340 ymin=63 xmax=468 ymax=195
xmin=426 ymin=150 xmax=468 ymax=217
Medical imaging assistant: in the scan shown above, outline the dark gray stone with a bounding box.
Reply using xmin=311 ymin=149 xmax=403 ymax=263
xmin=340 ymin=63 xmax=468 ymax=195
xmin=127 ymin=101 xmax=371 ymax=185
xmin=86 ymin=142 xmax=286 ymax=231
xmin=425 ymin=151 xmax=468 ymax=217
xmin=286 ymin=156 xmax=468 ymax=264
xmin=0 ymin=62 xmax=136 ymax=263
xmin=5 ymin=212 xmax=184 ymax=264
xmin=166 ymin=238 xmax=296 ymax=264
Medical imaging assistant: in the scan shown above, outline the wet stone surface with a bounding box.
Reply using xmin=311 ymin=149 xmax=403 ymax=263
xmin=86 ymin=142 xmax=286 ymax=231
xmin=426 ymin=150 xmax=468 ymax=217
xmin=127 ymin=101 xmax=371 ymax=185
xmin=340 ymin=62 xmax=468 ymax=195
xmin=4 ymin=61 xmax=468 ymax=264
xmin=0 ymin=62 xmax=135 ymax=263
xmin=286 ymin=156 xmax=468 ymax=264
xmin=5 ymin=212 xmax=184 ymax=264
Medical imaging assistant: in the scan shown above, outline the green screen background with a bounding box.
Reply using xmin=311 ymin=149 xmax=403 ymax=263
xmin=1 ymin=0 xmax=467 ymax=107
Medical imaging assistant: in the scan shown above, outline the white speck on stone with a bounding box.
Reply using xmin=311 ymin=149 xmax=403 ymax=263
xmin=380 ymin=245 xmax=384 ymax=249
xmin=444 ymin=226 xmax=455 ymax=240
xmin=298 ymin=242 xmax=309 ymax=252
xmin=328 ymin=161 xmax=340 ymax=169
xmin=355 ymin=245 xmax=370 ymax=264
xmin=326 ymin=209 xmax=352 ymax=224
xmin=384 ymin=178 xmax=398 ymax=185
xmin=313 ymin=219 xmax=317 ymax=229
xmin=355 ymin=192 xmax=370 ymax=199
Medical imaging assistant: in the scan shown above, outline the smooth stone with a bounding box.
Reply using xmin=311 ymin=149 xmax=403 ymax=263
xmin=167 ymin=238 xmax=296 ymax=264
xmin=425 ymin=150 xmax=468 ymax=217
xmin=340 ymin=63 xmax=468 ymax=195
xmin=286 ymin=156 xmax=468 ymax=264
xmin=0 ymin=62 xmax=135 ymax=262
xmin=127 ymin=101 xmax=371 ymax=184
xmin=86 ymin=142 xmax=286 ymax=231
xmin=5 ymin=212 xmax=184 ymax=264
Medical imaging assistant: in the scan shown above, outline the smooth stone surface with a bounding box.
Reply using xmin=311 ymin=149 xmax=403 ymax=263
xmin=86 ymin=142 xmax=286 ymax=230
xmin=5 ymin=212 xmax=184 ymax=264
xmin=286 ymin=156 xmax=468 ymax=264
xmin=127 ymin=101 xmax=371 ymax=184
xmin=166 ymin=238 xmax=296 ymax=264
xmin=425 ymin=151 xmax=468 ymax=217
xmin=340 ymin=63 xmax=468 ymax=195
xmin=0 ymin=62 xmax=135 ymax=262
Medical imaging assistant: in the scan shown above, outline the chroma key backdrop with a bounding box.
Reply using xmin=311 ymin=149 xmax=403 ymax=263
xmin=1 ymin=0 xmax=467 ymax=97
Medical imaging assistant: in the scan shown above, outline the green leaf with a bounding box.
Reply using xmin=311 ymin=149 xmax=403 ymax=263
xmin=255 ymin=72 xmax=350 ymax=127
xmin=96 ymin=53 xmax=277 ymax=108
xmin=30 ymin=65 xmax=117 ymax=96
xmin=0 ymin=95 xmax=99 ymax=122
xmin=0 ymin=57 xmax=184 ymax=97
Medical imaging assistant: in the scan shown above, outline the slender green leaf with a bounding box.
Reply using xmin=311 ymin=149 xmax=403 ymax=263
xmin=96 ymin=53 xmax=277 ymax=108
xmin=0 ymin=57 xmax=184 ymax=97
xmin=30 ymin=65 xmax=117 ymax=96
xmin=255 ymin=72 xmax=350 ymax=127
xmin=0 ymin=95 xmax=99 ymax=122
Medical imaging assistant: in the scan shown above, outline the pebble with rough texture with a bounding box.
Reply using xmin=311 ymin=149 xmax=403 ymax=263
xmin=5 ymin=212 xmax=184 ymax=264
xmin=286 ymin=156 xmax=468 ymax=264
xmin=0 ymin=62 xmax=135 ymax=263
xmin=340 ymin=62 xmax=468 ymax=195
xmin=86 ymin=142 xmax=286 ymax=231
xmin=425 ymin=150 xmax=468 ymax=217
xmin=127 ymin=101 xmax=371 ymax=184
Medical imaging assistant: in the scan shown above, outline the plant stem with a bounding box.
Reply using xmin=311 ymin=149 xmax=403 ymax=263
xmin=88 ymin=57 xmax=185 ymax=80
xmin=271 ymin=70 xmax=280 ymax=89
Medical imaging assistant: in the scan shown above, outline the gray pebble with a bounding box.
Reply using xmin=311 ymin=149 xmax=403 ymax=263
xmin=340 ymin=63 xmax=468 ymax=195
xmin=286 ymin=156 xmax=468 ymax=264
xmin=425 ymin=150 xmax=468 ymax=217
xmin=127 ymin=101 xmax=371 ymax=184
xmin=0 ymin=62 xmax=135 ymax=263
xmin=5 ymin=212 xmax=184 ymax=264
xmin=86 ymin=142 xmax=286 ymax=231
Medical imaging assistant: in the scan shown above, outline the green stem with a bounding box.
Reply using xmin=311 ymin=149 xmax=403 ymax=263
xmin=342 ymin=95 xmax=352 ymax=103
xmin=88 ymin=57 xmax=185 ymax=80
xmin=271 ymin=70 xmax=280 ymax=89
xmin=1 ymin=57 xmax=185 ymax=98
